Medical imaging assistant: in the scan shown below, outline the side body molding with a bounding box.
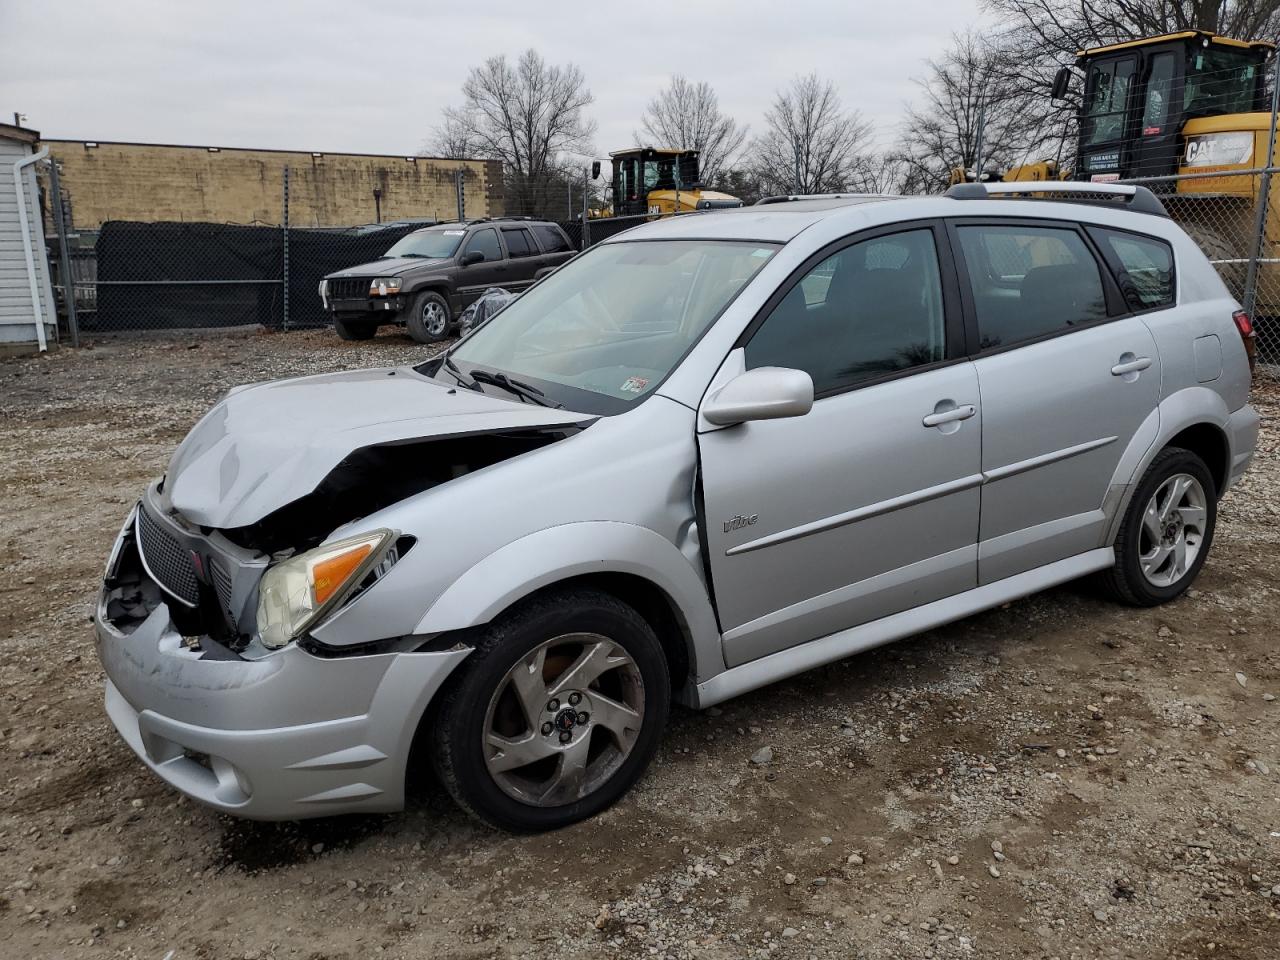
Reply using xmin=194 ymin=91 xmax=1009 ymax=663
xmin=413 ymin=521 xmax=726 ymax=690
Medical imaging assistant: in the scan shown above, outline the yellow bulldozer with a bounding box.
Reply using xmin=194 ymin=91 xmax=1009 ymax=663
xmin=603 ymin=147 xmax=742 ymax=217
xmin=954 ymin=30 xmax=1279 ymax=308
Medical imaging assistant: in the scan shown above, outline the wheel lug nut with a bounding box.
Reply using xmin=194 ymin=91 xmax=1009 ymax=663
xmin=541 ymin=722 xmax=553 ymax=736
xmin=546 ymin=699 xmax=560 ymax=712
xmin=577 ymin=712 xmax=589 ymax=725
xmin=558 ymin=730 xmax=572 ymax=744
xmin=568 ymin=692 xmax=582 ymax=706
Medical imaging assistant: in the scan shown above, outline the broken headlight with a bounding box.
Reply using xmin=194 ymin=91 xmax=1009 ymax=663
xmin=369 ymin=277 xmax=402 ymax=297
xmin=256 ymin=528 xmax=396 ymax=650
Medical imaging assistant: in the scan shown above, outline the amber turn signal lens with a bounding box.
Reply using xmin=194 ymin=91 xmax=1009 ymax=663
xmin=311 ymin=543 xmax=374 ymax=605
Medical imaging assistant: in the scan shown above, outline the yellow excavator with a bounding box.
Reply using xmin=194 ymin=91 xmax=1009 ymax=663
xmin=603 ymin=147 xmax=742 ymax=216
xmin=954 ymin=30 xmax=1278 ymax=306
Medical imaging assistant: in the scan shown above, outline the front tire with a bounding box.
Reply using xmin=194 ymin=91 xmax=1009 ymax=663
xmin=429 ymin=589 xmax=670 ymax=831
xmin=406 ymin=291 xmax=451 ymax=344
xmin=1100 ymin=447 xmax=1217 ymax=606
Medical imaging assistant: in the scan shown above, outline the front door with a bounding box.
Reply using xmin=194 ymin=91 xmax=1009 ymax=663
xmin=948 ymin=219 xmax=1162 ymax=584
xmin=698 ymin=225 xmax=982 ymax=668
xmin=457 ymin=227 xmax=508 ymax=307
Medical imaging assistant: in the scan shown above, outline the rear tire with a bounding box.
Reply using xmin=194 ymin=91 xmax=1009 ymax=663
xmin=333 ymin=317 xmax=376 ymax=341
xmin=1182 ymin=222 xmax=1246 ymax=300
xmin=429 ymin=589 xmax=670 ymax=832
xmin=1098 ymin=447 xmax=1217 ymax=606
xmin=406 ymin=291 xmax=451 ymax=344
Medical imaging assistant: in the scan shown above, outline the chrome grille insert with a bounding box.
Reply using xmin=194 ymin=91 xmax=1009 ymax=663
xmin=136 ymin=505 xmax=200 ymax=606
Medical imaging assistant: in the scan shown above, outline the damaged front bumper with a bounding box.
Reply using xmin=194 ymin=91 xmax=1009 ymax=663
xmin=93 ymin=509 xmax=470 ymax=820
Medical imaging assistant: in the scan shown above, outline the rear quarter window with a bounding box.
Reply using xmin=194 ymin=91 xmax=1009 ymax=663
xmin=1088 ymin=227 xmax=1175 ymax=311
xmin=533 ymin=224 xmax=572 ymax=254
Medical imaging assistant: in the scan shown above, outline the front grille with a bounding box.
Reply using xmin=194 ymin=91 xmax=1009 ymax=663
xmin=209 ymin=557 xmax=236 ymax=618
xmin=136 ymin=506 xmax=200 ymax=605
xmin=328 ymin=277 xmax=368 ymax=300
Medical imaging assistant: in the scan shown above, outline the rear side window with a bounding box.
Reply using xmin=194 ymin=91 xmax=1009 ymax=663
xmin=1091 ymin=228 xmax=1174 ymax=310
xmin=533 ymin=224 xmax=572 ymax=253
xmin=502 ymin=228 xmax=538 ymax=258
xmin=955 ymin=224 xmax=1109 ymax=350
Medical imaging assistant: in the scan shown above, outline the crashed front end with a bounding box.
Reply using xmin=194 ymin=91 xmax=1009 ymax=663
xmin=94 ymin=484 xmax=468 ymax=819
xmin=92 ymin=365 xmax=589 ymax=819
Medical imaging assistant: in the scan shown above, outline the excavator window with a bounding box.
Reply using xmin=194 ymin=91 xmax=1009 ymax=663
xmin=1183 ymin=48 xmax=1260 ymax=116
xmin=1084 ymin=56 xmax=1136 ymax=145
xmin=1141 ymin=52 xmax=1177 ymax=134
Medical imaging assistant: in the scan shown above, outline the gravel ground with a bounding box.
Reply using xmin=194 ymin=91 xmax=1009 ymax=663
xmin=2 ymin=326 xmax=1279 ymax=960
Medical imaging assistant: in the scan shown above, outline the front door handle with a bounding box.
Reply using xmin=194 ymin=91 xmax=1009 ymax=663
xmin=1111 ymin=355 xmax=1153 ymax=376
xmin=922 ymin=403 xmax=976 ymax=428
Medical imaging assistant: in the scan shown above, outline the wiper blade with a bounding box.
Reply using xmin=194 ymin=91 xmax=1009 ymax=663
xmin=468 ymin=369 xmax=562 ymax=408
xmin=443 ymin=356 xmax=481 ymax=391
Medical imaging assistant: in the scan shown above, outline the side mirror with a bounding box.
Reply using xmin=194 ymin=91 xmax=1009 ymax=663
xmin=702 ymin=367 xmax=814 ymax=426
xmin=1051 ymin=66 xmax=1071 ymax=101
xmin=460 ymin=250 xmax=484 ymax=266
xmin=590 ymin=160 xmax=601 ymax=179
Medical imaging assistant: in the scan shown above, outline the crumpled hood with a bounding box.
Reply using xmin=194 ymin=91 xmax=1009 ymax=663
xmin=162 ymin=367 xmax=589 ymax=529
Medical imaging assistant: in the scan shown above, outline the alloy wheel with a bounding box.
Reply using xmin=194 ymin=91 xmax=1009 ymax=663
xmin=1138 ymin=472 xmax=1207 ymax=588
xmin=423 ymin=300 xmax=448 ymax=337
xmin=482 ymin=633 xmax=645 ymax=807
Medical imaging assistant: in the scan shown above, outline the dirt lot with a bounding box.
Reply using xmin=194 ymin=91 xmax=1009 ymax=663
xmin=2 ymin=326 xmax=1279 ymax=960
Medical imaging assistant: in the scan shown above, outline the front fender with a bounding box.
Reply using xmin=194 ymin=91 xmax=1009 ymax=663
xmin=413 ymin=521 xmax=726 ymax=683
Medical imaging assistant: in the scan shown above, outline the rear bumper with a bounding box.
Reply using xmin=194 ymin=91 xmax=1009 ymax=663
xmin=1225 ymin=403 xmax=1260 ymax=492
xmin=94 ymin=597 xmax=469 ymax=820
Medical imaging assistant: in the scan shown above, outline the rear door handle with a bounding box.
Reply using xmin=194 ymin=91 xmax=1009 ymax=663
xmin=1111 ymin=355 xmax=1153 ymax=376
xmin=922 ymin=404 xmax=976 ymax=428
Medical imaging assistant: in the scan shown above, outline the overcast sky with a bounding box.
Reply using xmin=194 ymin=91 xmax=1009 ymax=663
xmin=1 ymin=0 xmax=991 ymax=161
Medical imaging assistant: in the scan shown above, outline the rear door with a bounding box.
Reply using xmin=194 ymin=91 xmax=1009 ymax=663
xmin=948 ymin=218 xmax=1161 ymax=584
xmin=698 ymin=224 xmax=982 ymax=668
xmin=500 ymin=226 xmax=544 ymax=291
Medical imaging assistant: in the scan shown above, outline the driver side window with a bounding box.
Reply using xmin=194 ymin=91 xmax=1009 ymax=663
xmin=463 ymin=228 xmax=502 ymax=262
xmin=745 ymin=229 xmax=947 ymax=395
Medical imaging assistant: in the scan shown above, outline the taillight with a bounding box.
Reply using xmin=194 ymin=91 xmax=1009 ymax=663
xmin=1233 ymin=309 xmax=1257 ymax=373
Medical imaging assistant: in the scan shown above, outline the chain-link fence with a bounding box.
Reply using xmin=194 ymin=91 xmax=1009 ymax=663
xmin=1115 ymin=166 xmax=1280 ymax=378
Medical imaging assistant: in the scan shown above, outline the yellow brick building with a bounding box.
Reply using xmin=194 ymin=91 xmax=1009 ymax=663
xmin=42 ymin=140 xmax=504 ymax=229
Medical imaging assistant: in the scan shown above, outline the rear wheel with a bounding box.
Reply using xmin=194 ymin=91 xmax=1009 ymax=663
xmin=429 ymin=589 xmax=670 ymax=831
xmin=333 ymin=317 xmax=376 ymax=341
xmin=1182 ymin=221 xmax=1246 ymax=300
xmin=406 ymin=291 xmax=451 ymax=343
xmin=1099 ymin=447 xmax=1217 ymax=606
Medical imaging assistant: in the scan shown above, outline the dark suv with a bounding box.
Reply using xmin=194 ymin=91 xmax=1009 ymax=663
xmin=321 ymin=218 xmax=576 ymax=343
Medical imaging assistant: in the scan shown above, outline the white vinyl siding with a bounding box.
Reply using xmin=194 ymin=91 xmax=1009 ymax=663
xmin=0 ymin=135 xmax=56 ymax=345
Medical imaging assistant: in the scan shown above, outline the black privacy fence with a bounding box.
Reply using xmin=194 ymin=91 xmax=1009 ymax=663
xmin=89 ymin=221 xmax=424 ymax=331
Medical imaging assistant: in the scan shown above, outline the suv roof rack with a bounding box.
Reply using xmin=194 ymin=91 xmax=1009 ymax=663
xmin=755 ymin=193 xmax=890 ymax=205
xmin=465 ymin=215 xmax=539 ymax=224
xmin=944 ymin=181 xmax=1168 ymax=217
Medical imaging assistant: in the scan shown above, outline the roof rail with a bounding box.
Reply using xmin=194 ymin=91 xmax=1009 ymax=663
xmin=755 ymin=193 xmax=888 ymax=205
xmin=944 ymin=181 xmax=1168 ymax=217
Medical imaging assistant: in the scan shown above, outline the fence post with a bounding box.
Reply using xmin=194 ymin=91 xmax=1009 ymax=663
xmin=456 ymin=168 xmax=466 ymax=222
xmin=581 ymin=165 xmax=590 ymax=250
xmin=46 ymin=158 xmax=79 ymax=347
xmin=282 ymin=165 xmax=290 ymax=330
xmin=1243 ymin=48 xmax=1280 ymax=318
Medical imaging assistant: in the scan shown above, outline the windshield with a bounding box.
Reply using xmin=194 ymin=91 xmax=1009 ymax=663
xmin=384 ymin=229 xmax=465 ymax=259
xmin=438 ymin=239 xmax=778 ymax=414
xmin=1083 ymin=56 xmax=1136 ymax=145
xmin=1184 ymin=48 xmax=1261 ymax=116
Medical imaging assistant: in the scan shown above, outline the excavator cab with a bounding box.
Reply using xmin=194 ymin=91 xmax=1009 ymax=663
xmin=609 ymin=147 xmax=742 ymax=217
xmin=1068 ymin=31 xmax=1273 ymax=183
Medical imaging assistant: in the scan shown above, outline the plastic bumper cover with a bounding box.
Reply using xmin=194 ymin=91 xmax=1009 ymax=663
xmin=95 ymin=600 xmax=469 ymax=820
xmin=1225 ymin=403 xmax=1260 ymax=492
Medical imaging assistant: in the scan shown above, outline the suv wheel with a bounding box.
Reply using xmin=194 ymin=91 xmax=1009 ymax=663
xmin=430 ymin=589 xmax=670 ymax=831
xmin=333 ymin=317 xmax=376 ymax=341
xmin=1100 ymin=447 xmax=1217 ymax=606
xmin=406 ymin=291 xmax=451 ymax=343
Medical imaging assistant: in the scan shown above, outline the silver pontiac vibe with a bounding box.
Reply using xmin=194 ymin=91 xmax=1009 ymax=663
xmin=95 ymin=185 xmax=1259 ymax=830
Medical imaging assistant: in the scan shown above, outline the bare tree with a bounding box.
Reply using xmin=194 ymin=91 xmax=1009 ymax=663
xmin=426 ymin=112 xmax=483 ymax=159
xmin=637 ymin=76 xmax=747 ymax=184
xmin=749 ymin=74 xmax=876 ymax=195
xmin=436 ymin=49 xmax=597 ymax=216
xmin=895 ymin=31 xmax=1060 ymax=193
